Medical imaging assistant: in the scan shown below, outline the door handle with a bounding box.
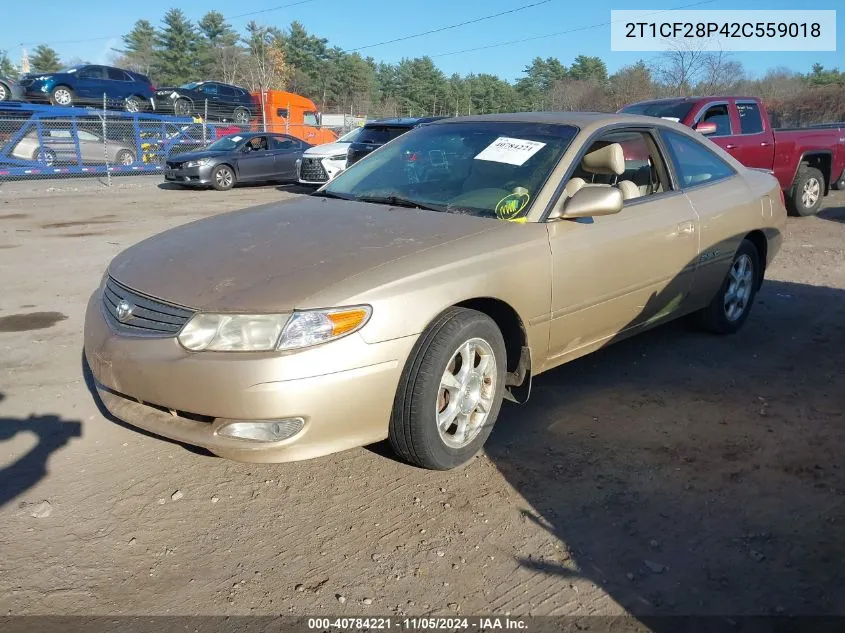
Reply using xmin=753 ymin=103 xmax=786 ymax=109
xmin=677 ymin=221 xmax=695 ymax=235
xmin=760 ymin=142 xmax=770 ymax=147
xmin=725 ymin=144 xmax=737 ymax=150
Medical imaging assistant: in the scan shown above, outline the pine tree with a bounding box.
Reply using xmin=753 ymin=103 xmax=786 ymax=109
xmin=198 ymin=11 xmax=241 ymax=81
xmin=0 ymin=50 xmax=18 ymax=79
xmin=116 ymin=20 xmax=157 ymax=76
xmin=30 ymin=45 xmax=62 ymax=73
xmin=153 ymin=9 xmax=200 ymax=85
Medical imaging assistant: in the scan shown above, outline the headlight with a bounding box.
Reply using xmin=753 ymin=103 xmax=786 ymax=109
xmin=179 ymin=314 xmax=287 ymax=351
xmin=177 ymin=306 xmax=371 ymax=352
xmin=185 ymin=157 xmax=212 ymax=167
xmin=277 ymin=306 xmax=371 ymax=350
xmin=327 ymin=154 xmax=348 ymax=161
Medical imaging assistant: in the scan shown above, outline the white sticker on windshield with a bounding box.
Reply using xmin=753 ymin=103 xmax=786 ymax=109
xmin=231 ymin=136 xmax=243 ymax=142
xmin=474 ymin=136 xmax=546 ymax=166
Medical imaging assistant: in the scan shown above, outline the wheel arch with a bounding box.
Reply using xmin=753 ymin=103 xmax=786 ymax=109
xmin=742 ymin=230 xmax=768 ymax=290
xmin=795 ymin=151 xmax=832 ymax=195
xmin=454 ymin=296 xmax=532 ymax=403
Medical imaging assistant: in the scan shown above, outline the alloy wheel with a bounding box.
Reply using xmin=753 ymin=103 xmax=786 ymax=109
xmin=436 ymin=337 xmax=497 ymax=449
xmin=0 ymin=84 xmax=7 ymax=101
xmin=234 ymin=109 xmax=249 ymax=124
xmin=54 ymin=88 xmax=72 ymax=106
xmin=215 ymin=167 xmax=233 ymax=188
xmin=723 ymin=254 xmax=754 ymax=322
xmin=802 ymin=177 xmax=820 ymax=208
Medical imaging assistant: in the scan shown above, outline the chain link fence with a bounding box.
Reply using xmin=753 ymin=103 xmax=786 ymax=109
xmin=0 ymin=98 xmax=353 ymax=187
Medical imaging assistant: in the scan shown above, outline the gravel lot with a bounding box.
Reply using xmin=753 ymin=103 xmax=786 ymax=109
xmin=0 ymin=176 xmax=843 ymax=621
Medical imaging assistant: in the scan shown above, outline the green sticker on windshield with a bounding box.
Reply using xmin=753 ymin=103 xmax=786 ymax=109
xmin=495 ymin=190 xmax=530 ymax=220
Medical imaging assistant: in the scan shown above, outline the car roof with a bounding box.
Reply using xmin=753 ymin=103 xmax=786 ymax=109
xmin=365 ymin=116 xmax=447 ymax=128
xmin=425 ymin=111 xmax=661 ymax=127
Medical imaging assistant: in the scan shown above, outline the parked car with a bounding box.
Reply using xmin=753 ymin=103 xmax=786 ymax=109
xmin=620 ymin=96 xmax=845 ymax=216
xmin=296 ymin=126 xmax=362 ymax=185
xmin=11 ymin=127 xmax=136 ymax=166
xmin=154 ymin=81 xmax=257 ymax=124
xmin=346 ymin=117 xmax=446 ymax=167
xmin=163 ymin=131 xmax=310 ymax=190
xmin=18 ymin=65 xmax=155 ymax=112
xmin=0 ymin=76 xmax=24 ymax=102
xmin=85 ymin=112 xmax=785 ymax=469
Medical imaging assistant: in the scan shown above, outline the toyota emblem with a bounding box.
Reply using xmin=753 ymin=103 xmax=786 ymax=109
xmin=115 ymin=300 xmax=134 ymax=323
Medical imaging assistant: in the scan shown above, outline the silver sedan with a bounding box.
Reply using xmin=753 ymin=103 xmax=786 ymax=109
xmin=12 ymin=128 xmax=136 ymax=166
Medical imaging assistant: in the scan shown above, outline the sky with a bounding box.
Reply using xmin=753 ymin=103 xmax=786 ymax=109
xmin=1 ymin=0 xmax=841 ymax=81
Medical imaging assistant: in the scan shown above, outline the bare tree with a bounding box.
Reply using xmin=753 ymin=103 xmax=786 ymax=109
xmin=548 ymin=78 xmax=609 ymax=112
xmin=654 ymin=39 xmax=711 ymax=96
xmin=241 ymin=22 xmax=290 ymax=92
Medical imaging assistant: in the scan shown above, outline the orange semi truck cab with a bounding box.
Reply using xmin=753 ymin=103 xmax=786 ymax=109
xmin=253 ymin=91 xmax=337 ymax=145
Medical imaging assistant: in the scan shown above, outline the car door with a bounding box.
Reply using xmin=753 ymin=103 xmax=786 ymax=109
xmin=545 ymin=127 xmax=700 ymax=365
xmin=104 ymin=67 xmax=131 ymax=103
xmin=269 ymin=135 xmax=305 ymax=180
xmin=76 ymin=130 xmax=105 ymax=163
xmin=73 ymin=66 xmax=106 ymax=103
xmin=199 ymin=83 xmax=221 ymax=119
xmin=235 ymin=135 xmax=274 ymax=180
xmin=658 ymin=128 xmax=760 ymax=308
xmin=727 ymin=100 xmax=776 ymax=171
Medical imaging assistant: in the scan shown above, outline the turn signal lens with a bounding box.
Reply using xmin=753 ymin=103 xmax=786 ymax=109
xmin=277 ymin=305 xmax=371 ymax=351
xmin=327 ymin=308 xmax=369 ymax=336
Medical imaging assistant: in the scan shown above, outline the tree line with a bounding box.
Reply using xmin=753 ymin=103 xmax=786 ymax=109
xmin=2 ymin=8 xmax=844 ymax=126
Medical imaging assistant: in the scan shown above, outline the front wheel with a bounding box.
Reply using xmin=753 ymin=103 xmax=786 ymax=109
xmin=174 ymin=98 xmax=191 ymax=117
xmin=33 ymin=147 xmax=56 ymax=166
xmin=694 ymin=239 xmax=760 ymax=334
xmin=115 ymin=149 xmax=135 ymax=166
xmin=789 ymin=167 xmax=824 ymax=216
xmin=210 ymin=164 xmax=235 ymax=191
xmin=389 ymin=307 xmax=506 ymax=470
xmin=50 ymin=86 xmax=74 ymax=107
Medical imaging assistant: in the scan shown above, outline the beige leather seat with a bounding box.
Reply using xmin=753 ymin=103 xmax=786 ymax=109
xmin=563 ymin=142 xmax=643 ymax=201
xmin=617 ymin=180 xmax=641 ymax=200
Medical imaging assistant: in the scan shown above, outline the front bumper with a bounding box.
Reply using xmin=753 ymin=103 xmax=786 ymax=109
xmin=163 ymin=163 xmax=214 ymax=185
xmin=297 ymin=156 xmax=347 ymax=185
xmin=84 ymin=289 xmax=415 ymax=462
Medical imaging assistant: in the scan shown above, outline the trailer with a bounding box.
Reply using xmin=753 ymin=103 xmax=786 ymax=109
xmin=0 ymin=102 xmax=223 ymax=179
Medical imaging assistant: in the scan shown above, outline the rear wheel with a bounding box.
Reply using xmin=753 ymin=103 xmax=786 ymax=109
xmin=389 ymin=307 xmax=506 ymax=470
xmin=211 ymin=164 xmax=235 ymax=191
xmin=115 ymin=149 xmax=135 ymax=166
xmin=125 ymin=96 xmax=143 ymax=113
xmin=50 ymin=86 xmax=74 ymax=107
xmin=233 ymin=107 xmax=250 ymax=124
xmin=0 ymin=82 xmax=9 ymax=101
xmin=33 ymin=147 xmax=56 ymax=166
xmin=789 ymin=167 xmax=824 ymax=216
xmin=695 ymin=239 xmax=760 ymax=334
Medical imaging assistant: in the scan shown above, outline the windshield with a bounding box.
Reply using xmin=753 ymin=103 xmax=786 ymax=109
xmin=180 ymin=82 xmax=202 ymax=90
xmin=619 ymin=100 xmax=694 ymax=122
xmin=206 ymin=135 xmax=244 ymax=151
xmin=323 ymin=121 xmax=577 ymax=222
xmin=336 ymin=127 xmax=363 ymax=143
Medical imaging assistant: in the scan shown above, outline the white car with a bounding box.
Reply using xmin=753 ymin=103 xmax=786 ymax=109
xmin=296 ymin=127 xmax=361 ymax=185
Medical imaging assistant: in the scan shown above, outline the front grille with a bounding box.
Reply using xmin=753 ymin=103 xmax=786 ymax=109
xmin=166 ymin=160 xmax=182 ymax=169
xmin=102 ymin=276 xmax=194 ymax=337
xmin=299 ymin=157 xmax=329 ymax=182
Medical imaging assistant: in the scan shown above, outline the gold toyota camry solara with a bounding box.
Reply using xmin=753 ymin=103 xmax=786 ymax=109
xmin=84 ymin=113 xmax=786 ymax=469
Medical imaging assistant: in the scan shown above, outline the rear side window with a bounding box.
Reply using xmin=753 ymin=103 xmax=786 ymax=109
xmin=107 ymin=68 xmax=129 ymax=81
xmin=358 ymin=125 xmax=410 ymax=144
xmin=737 ymin=102 xmax=764 ymax=134
xmin=661 ymin=129 xmax=735 ymax=188
xmin=218 ymin=85 xmax=236 ymax=97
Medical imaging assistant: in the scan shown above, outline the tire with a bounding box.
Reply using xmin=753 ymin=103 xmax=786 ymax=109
xmin=50 ymin=85 xmax=74 ymax=107
xmin=0 ymin=82 xmax=9 ymax=102
xmin=233 ymin=107 xmax=250 ymax=125
xmin=210 ymin=164 xmax=235 ymax=191
xmin=389 ymin=307 xmax=507 ymax=470
xmin=115 ymin=149 xmax=135 ymax=166
xmin=33 ymin=147 xmax=56 ymax=166
xmin=694 ymin=239 xmax=760 ymax=335
xmin=789 ymin=166 xmax=824 ymax=217
xmin=174 ymin=98 xmax=192 ymax=117
xmin=125 ymin=96 xmax=143 ymax=113
xmin=834 ymin=170 xmax=845 ymax=191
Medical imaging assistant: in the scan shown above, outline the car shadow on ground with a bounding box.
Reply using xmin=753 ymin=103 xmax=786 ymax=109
xmin=0 ymin=393 xmax=83 ymax=508
xmin=485 ymin=277 xmax=845 ymax=622
xmin=818 ymin=202 xmax=844 ymax=224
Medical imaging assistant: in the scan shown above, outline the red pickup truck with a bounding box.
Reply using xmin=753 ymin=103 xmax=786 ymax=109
xmin=620 ymin=96 xmax=845 ymax=216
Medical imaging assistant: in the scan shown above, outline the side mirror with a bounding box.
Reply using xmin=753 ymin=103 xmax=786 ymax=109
xmin=695 ymin=121 xmax=718 ymax=135
xmin=548 ymin=187 xmax=624 ymax=220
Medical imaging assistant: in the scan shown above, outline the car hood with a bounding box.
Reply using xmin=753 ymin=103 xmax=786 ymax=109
xmin=108 ymin=198 xmax=503 ymax=312
xmin=169 ymin=149 xmax=229 ymax=162
xmin=303 ymin=142 xmax=351 ymax=158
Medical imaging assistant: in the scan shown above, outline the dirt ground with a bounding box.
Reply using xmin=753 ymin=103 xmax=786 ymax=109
xmin=0 ymin=175 xmax=843 ymax=623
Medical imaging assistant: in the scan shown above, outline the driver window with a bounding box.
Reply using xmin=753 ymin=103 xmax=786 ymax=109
xmin=247 ymin=136 xmax=267 ymax=151
xmin=698 ymin=104 xmax=731 ymax=136
xmin=566 ymin=130 xmax=671 ymax=203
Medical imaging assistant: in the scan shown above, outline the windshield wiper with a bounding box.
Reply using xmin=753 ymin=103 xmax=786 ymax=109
xmin=310 ymin=190 xmax=354 ymax=200
xmin=354 ymin=195 xmax=445 ymax=212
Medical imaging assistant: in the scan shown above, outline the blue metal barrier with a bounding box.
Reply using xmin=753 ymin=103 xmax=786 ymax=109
xmin=0 ymin=102 xmax=199 ymax=178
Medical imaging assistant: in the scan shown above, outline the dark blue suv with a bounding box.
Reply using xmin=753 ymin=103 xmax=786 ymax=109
xmin=19 ymin=64 xmax=156 ymax=112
